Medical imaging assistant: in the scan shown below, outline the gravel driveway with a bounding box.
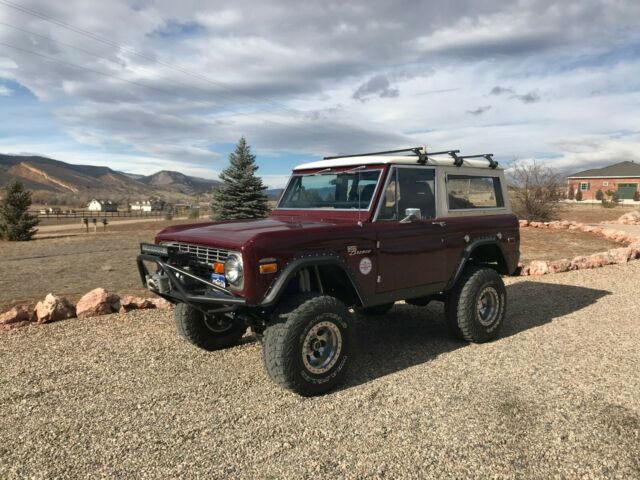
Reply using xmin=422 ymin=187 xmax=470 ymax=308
xmin=1 ymin=263 xmax=639 ymax=478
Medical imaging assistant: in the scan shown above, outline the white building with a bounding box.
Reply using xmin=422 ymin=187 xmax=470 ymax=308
xmin=130 ymin=199 xmax=165 ymax=212
xmin=87 ymin=199 xmax=118 ymax=212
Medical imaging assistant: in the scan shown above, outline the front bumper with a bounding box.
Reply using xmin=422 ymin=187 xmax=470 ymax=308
xmin=136 ymin=244 xmax=246 ymax=313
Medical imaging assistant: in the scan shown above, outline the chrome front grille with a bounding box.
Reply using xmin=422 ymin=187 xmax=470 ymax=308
xmin=163 ymin=242 xmax=230 ymax=278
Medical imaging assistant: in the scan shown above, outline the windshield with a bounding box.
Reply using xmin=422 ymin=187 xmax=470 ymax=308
xmin=278 ymin=169 xmax=382 ymax=210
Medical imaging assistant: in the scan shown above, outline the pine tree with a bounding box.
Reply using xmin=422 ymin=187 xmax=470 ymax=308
xmin=0 ymin=179 xmax=40 ymax=241
xmin=210 ymin=137 xmax=269 ymax=220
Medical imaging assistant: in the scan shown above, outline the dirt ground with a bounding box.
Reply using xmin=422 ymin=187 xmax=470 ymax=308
xmin=1 ymin=262 xmax=638 ymax=478
xmin=519 ymin=227 xmax=619 ymax=264
xmin=0 ymin=218 xmax=210 ymax=311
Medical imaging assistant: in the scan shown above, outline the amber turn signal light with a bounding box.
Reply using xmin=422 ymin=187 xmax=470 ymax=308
xmin=213 ymin=262 xmax=225 ymax=274
xmin=259 ymin=263 xmax=278 ymax=274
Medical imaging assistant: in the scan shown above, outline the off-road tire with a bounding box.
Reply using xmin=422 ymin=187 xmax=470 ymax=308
xmin=445 ymin=267 xmax=506 ymax=343
xmin=263 ymin=293 xmax=350 ymax=396
xmin=356 ymin=302 xmax=394 ymax=317
xmin=174 ymin=303 xmax=247 ymax=351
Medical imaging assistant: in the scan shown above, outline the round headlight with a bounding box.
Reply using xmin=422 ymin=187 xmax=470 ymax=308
xmin=224 ymin=254 xmax=243 ymax=286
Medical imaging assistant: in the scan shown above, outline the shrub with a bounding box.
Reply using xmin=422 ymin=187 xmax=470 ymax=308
xmin=508 ymin=159 xmax=563 ymax=221
xmin=163 ymin=207 xmax=174 ymax=220
xmin=595 ymin=189 xmax=604 ymax=201
xmin=188 ymin=207 xmax=200 ymax=219
xmin=634 ymin=190 xmax=640 ymax=202
xmin=575 ymin=189 xmax=583 ymax=201
xmin=611 ymin=191 xmax=619 ymax=203
xmin=567 ymin=187 xmax=575 ymax=200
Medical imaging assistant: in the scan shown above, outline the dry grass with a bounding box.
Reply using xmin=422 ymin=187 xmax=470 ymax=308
xmin=0 ymin=218 xmax=210 ymax=311
xmin=557 ymin=203 xmax=637 ymax=224
xmin=519 ymin=228 xmax=619 ymax=264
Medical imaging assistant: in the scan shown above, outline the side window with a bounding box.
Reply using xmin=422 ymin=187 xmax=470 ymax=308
xmin=378 ymin=168 xmax=436 ymax=220
xmin=447 ymin=175 xmax=505 ymax=210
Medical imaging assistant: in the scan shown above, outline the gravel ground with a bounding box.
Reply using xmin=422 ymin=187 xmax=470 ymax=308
xmin=1 ymin=263 xmax=639 ymax=479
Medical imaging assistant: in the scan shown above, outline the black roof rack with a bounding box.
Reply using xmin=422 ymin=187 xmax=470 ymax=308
xmin=322 ymin=147 xmax=496 ymax=168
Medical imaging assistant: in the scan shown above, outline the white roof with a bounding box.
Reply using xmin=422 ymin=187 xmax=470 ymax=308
xmin=294 ymin=155 xmax=502 ymax=171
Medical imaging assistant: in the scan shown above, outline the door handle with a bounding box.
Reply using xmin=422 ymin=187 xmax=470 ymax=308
xmin=431 ymin=221 xmax=447 ymax=227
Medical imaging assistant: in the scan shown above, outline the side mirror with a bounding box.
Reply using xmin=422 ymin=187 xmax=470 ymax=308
xmin=400 ymin=208 xmax=421 ymax=223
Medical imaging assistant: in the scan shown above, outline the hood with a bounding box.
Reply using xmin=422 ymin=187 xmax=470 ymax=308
xmin=155 ymin=217 xmax=342 ymax=249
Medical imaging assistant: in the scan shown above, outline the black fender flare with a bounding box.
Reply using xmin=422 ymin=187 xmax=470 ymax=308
xmin=259 ymin=254 xmax=364 ymax=307
xmin=445 ymin=238 xmax=509 ymax=291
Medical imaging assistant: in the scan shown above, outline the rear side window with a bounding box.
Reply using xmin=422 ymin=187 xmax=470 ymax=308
xmin=447 ymin=175 xmax=505 ymax=210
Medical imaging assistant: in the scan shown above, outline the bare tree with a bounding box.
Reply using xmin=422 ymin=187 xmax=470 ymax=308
xmin=507 ymin=160 xmax=564 ymax=221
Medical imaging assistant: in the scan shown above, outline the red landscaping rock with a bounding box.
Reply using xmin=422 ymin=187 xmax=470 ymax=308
xmin=149 ymin=298 xmax=173 ymax=310
xmin=76 ymin=288 xmax=121 ymax=319
xmin=119 ymin=295 xmax=155 ymax=314
xmin=528 ymin=260 xmax=549 ymax=275
xmin=34 ymin=294 xmax=76 ymax=324
xmin=547 ymin=259 xmax=572 ymax=274
xmin=617 ymin=211 xmax=640 ymax=225
xmin=518 ymin=219 xmax=529 ymax=227
xmin=0 ymin=305 xmax=32 ymax=325
xmin=608 ymin=248 xmax=634 ymax=264
xmin=0 ymin=320 xmax=32 ymax=332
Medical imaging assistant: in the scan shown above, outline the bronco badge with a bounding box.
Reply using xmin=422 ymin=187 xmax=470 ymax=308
xmin=347 ymin=245 xmax=372 ymax=256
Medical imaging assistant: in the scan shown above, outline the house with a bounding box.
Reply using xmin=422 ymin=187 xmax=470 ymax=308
xmin=567 ymin=161 xmax=640 ymax=201
xmin=87 ymin=199 xmax=118 ymax=212
xmin=130 ymin=199 xmax=165 ymax=212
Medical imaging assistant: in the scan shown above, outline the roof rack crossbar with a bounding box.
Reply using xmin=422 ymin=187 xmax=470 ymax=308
xmin=323 ymin=147 xmax=424 ymax=160
xmin=457 ymin=153 xmax=498 ymax=169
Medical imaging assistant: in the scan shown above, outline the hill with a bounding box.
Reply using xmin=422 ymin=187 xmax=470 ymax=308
xmin=0 ymin=154 xmax=220 ymax=205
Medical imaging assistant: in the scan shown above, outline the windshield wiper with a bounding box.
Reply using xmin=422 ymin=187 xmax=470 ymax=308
xmin=343 ymin=165 xmax=366 ymax=174
xmin=313 ymin=168 xmax=332 ymax=175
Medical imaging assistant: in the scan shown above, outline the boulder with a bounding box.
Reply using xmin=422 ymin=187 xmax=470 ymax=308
xmin=570 ymin=256 xmax=589 ymax=270
xmin=34 ymin=294 xmax=76 ymax=324
xmin=548 ymin=221 xmax=563 ymax=229
xmin=518 ymin=219 xmax=529 ymax=228
xmin=76 ymin=288 xmax=121 ymax=319
xmin=560 ymin=220 xmax=571 ymax=228
xmin=608 ymin=248 xmax=634 ymax=264
xmin=617 ymin=211 xmax=640 ymax=225
xmin=528 ymin=260 xmax=549 ymax=275
xmin=0 ymin=305 xmax=31 ymax=325
xmin=529 ymin=221 xmax=543 ymax=228
xmin=0 ymin=320 xmax=32 ymax=332
xmin=547 ymin=259 xmax=572 ymax=274
xmin=585 ymin=252 xmax=613 ymax=269
xmin=149 ymin=298 xmax=173 ymax=310
xmin=119 ymin=295 xmax=155 ymax=314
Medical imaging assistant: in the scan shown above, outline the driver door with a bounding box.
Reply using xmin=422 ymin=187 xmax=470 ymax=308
xmin=374 ymin=166 xmax=448 ymax=293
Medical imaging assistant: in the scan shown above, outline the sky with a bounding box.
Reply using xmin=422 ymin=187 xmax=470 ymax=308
xmin=1 ymin=0 xmax=640 ymax=188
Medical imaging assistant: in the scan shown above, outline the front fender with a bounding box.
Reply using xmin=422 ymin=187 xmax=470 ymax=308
xmin=259 ymin=254 xmax=364 ymax=307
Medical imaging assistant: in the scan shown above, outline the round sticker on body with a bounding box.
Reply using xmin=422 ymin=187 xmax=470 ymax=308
xmin=359 ymin=257 xmax=373 ymax=275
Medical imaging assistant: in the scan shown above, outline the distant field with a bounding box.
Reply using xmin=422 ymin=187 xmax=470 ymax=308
xmin=0 ymin=218 xmax=210 ymax=311
xmin=1 ymin=205 xmax=630 ymax=312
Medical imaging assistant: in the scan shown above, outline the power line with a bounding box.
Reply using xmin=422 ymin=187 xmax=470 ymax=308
xmin=0 ymin=0 xmax=312 ymax=121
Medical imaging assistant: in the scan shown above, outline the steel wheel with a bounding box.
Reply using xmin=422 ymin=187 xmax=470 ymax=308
xmin=302 ymin=320 xmax=343 ymax=374
xmin=203 ymin=313 xmax=234 ymax=333
xmin=476 ymin=287 xmax=499 ymax=326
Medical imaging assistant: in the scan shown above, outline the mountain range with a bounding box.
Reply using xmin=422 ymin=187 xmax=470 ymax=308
xmin=0 ymin=154 xmax=221 ymax=204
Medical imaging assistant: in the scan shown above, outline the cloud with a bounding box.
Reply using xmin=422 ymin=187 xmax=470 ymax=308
xmin=0 ymin=85 xmax=12 ymax=96
xmin=353 ymin=75 xmax=399 ymax=101
xmin=467 ymin=105 xmax=491 ymax=116
xmin=0 ymin=0 xmax=639 ymax=180
xmin=489 ymin=86 xmax=541 ymax=103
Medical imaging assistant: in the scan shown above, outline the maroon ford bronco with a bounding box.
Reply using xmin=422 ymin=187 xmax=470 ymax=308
xmin=137 ymin=147 xmax=520 ymax=396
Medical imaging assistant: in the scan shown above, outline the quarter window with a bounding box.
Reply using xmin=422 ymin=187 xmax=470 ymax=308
xmin=378 ymin=168 xmax=436 ymax=220
xmin=447 ymin=175 xmax=505 ymax=210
